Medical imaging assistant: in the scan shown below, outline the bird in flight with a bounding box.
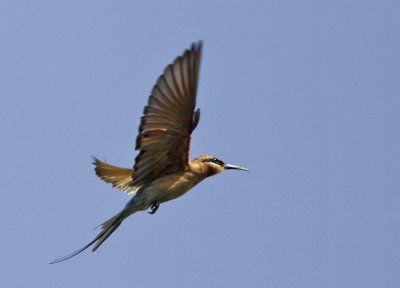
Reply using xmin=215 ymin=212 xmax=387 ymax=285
xmin=51 ymin=41 xmax=248 ymax=264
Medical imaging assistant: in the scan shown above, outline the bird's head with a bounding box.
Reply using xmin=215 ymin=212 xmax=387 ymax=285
xmin=190 ymin=155 xmax=249 ymax=177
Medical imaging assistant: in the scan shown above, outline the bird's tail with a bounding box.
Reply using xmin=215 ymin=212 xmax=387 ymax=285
xmin=50 ymin=210 xmax=130 ymax=264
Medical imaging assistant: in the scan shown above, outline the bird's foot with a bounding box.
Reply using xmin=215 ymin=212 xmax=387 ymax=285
xmin=148 ymin=202 xmax=160 ymax=214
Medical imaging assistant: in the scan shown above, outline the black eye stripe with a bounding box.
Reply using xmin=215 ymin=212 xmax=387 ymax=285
xmin=202 ymin=158 xmax=224 ymax=166
xmin=211 ymin=158 xmax=224 ymax=165
xmin=203 ymin=158 xmax=225 ymax=166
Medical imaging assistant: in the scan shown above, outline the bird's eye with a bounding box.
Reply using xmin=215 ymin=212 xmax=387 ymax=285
xmin=202 ymin=158 xmax=224 ymax=166
xmin=211 ymin=158 xmax=224 ymax=166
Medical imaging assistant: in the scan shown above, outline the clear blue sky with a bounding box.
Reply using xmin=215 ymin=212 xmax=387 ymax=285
xmin=1 ymin=1 xmax=399 ymax=287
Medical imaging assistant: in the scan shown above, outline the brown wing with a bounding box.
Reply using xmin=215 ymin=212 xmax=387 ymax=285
xmin=132 ymin=42 xmax=202 ymax=189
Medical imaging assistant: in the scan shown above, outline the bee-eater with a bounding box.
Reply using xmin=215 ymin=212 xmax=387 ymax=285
xmin=51 ymin=41 xmax=248 ymax=264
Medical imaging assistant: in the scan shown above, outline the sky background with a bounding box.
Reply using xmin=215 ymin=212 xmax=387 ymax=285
xmin=1 ymin=1 xmax=399 ymax=287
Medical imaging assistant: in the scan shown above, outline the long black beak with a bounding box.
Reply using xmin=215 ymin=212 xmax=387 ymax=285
xmin=223 ymin=163 xmax=249 ymax=171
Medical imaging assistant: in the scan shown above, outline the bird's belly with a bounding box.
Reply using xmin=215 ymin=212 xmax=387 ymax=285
xmin=144 ymin=173 xmax=201 ymax=204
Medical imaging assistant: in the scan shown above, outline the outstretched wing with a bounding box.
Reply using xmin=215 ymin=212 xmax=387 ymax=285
xmin=93 ymin=158 xmax=136 ymax=195
xmin=132 ymin=42 xmax=202 ymax=189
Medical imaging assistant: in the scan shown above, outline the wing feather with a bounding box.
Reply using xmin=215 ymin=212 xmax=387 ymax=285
xmin=132 ymin=42 xmax=202 ymax=189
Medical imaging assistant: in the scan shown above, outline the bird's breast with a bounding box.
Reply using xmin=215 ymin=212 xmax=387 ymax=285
xmin=143 ymin=171 xmax=204 ymax=204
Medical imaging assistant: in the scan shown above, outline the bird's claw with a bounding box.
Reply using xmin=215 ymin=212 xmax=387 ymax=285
xmin=148 ymin=202 xmax=160 ymax=214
